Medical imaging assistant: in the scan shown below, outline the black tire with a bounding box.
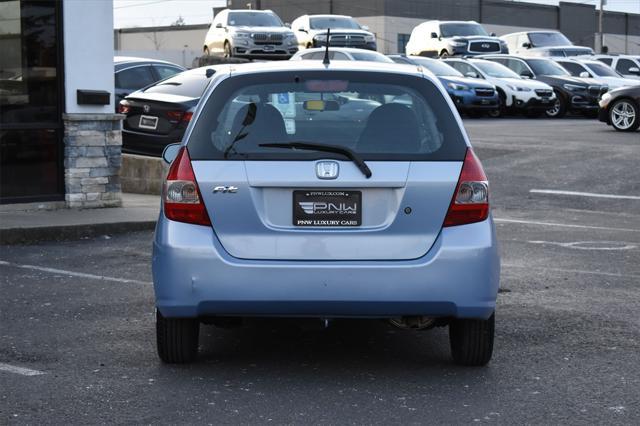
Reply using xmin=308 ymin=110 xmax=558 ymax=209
xmin=203 ymin=46 xmax=210 ymax=56
xmin=223 ymin=41 xmax=233 ymax=58
xmin=439 ymin=50 xmax=450 ymax=58
xmin=156 ymin=310 xmax=199 ymax=364
xmin=449 ymin=313 xmax=494 ymax=366
xmin=545 ymin=91 xmax=567 ymax=118
xmin=488 ymin=90 xmax=506 ymax=118
xmin=609 ymin=98 xmax=640 ymax=132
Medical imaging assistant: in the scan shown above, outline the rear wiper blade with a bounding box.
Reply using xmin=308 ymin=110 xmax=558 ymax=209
xmin=259 ymin=142 xmax=372 ymax=178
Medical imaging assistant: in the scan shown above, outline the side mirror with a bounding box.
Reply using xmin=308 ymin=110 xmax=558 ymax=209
xmin=628 ymin=67 xmax=640 ymax=75
xmin=430 ymin=32 xmax=438 ymax=39
xmin=205 ymin=68 xmax=215 ymax=78
xmin=522 ymin=42 xmax=532 ymax=49
xmin=361 ymin=25 xmax=370 ymax=31
xmin=465 ymin=71 xmax=479 ymax=79
xmin=298 ymin=28 xmax=307 ymax=33
xmin=285 ymin=22 xmax=291 ymax=28
xmin=162 ymin=143 xmax=181 ymax=164
xmin=520 ymin=70 xmax=533 ymax=79
xmin=579 ymin=71 xmax=590 ymax=78
xmin=490 ymin=32 xmax=496 ymax=37
xmin=215 ymin=23 xmax=223 ymax=29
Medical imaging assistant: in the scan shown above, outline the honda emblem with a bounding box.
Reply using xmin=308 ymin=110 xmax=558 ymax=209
xmin=316 ymin=161 xmax=339 ymax=180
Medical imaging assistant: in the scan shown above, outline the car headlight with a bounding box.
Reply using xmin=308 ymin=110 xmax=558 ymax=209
xmin=509 ymin=86 xmax=532 ymax=92
xmin=563 ymin=84 xmax=585 ymax=91
xmin=600 ymin=92 xmax=612 ymax=102
xmin=450 ymin=40 xmax=467 ymax=47
xmin=233 ymin=32 xmax=250 ymax=39
xmin=364 ymin=34 xmax=375 ymax=43
xmin=448 ymin=82 xmax=469 ymax=91
xmin=314 ymin=34 xmax=327 ymax=42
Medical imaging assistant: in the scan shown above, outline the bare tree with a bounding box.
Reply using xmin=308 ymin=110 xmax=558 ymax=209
xmin=143 ymin=19 xmax=165 ymax=51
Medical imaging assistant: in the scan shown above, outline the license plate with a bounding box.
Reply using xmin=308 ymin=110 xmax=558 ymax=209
xmin=293 ymin=190 xmax=361 ymax=227
xmin=263 ymin=45 xmax=275 ymax=51
xmin=481 ymin=99 xmax=491 ymax=105
xmin=139 ymin=115 xmax=158 ymax=130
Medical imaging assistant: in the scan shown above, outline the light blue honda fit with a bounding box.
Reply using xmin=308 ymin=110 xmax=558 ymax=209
xmin=153 ymin=60 xmax=500 ymax=365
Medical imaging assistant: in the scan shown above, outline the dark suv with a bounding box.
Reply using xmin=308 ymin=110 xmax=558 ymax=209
xmin=481 ymin=55 xmax=608 ymax=118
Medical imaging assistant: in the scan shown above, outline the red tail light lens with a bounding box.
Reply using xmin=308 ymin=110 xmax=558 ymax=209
xmin=443 ymin=148 xmax=489 ymax=227
xmin=163 ymin=147 xmax=211 ymax=226
xmin=166 ymin=110 xmax=184 ymax=122
xmin=117 ymin=100 xmax=130 ymax=114
xmin=181 ymin=111 xmax=193 ymax=123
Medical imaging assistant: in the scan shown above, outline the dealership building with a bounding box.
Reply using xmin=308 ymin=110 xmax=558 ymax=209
xmin=1 ymin=0 xmax=120 ymax=207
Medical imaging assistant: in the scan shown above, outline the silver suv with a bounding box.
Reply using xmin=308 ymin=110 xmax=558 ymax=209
xmin=203 ymin=9 xmax=298 ymax=60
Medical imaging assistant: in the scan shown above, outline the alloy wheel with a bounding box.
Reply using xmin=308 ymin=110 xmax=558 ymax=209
xmin=610 ymin=100 xmax=637 ymax=130
xmin=546 ymin=99 xmax=561 ymax=117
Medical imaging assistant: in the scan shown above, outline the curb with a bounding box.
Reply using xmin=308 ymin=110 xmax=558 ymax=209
xmin=0 ymin=221 xmax=157 ymax=245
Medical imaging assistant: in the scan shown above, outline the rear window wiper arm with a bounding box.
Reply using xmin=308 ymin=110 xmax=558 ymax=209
xmin=259 ymin=142 xmax=372 ymax=178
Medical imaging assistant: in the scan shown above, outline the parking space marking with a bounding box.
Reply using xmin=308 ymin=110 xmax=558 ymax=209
xmin=502 ymin=264 xmax=640 ymax=280
xmin=530 ymin=189 xmax=640 ymax=201
xmin=494 ymin=218 xmax=640 ymax=233
xmin=0 ymin=363 xmax=45 ymax=377
xmin=0 ymin=260 xmax=151 ymax=285
xmin=528 ymin=240 xmax=637 ymax=251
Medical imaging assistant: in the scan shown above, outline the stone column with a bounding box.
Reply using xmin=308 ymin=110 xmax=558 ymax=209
xmin=63 ymin=114 xmax=124 ymax=208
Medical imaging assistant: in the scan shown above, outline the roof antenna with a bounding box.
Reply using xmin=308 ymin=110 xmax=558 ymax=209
xmin=322 ymin=28 xmax=331 ymax=66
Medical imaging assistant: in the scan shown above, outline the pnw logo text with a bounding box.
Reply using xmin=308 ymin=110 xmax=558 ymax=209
xmin=298 ymin=202 xmax=357 ymax=215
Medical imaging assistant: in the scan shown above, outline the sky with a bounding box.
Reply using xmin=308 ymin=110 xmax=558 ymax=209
xmin=113 ymin=0 xmax=640 ymax=29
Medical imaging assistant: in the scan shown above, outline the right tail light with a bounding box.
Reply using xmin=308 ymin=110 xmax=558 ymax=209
xmin=443 ymin=148 xmax=490 ymax=227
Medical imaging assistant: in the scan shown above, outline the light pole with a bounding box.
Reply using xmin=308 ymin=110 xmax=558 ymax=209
xmin=598 ymin=0 xmax=605 ymax=53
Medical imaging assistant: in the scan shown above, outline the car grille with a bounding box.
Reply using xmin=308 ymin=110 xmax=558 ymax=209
xmin=474 ymin=88 xmax=495 ymax=97
xmin=329 ymin=34 xmax=367 ymax=47
xmin=252 ymin=33 xmax=283 ymax=45
xmin=468 ymin=41 xmax=500 ymax=53
xmin=535 ymin=89 xmax=553 ymax=97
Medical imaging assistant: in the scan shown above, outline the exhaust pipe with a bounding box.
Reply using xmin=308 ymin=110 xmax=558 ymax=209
xmin=389 ymin=316 xmax=436 ymax=330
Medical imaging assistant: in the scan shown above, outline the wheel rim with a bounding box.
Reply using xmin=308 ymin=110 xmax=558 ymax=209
xmin=611 ymin=101 xmax=636 ymax=130
xmin=546 ymin=98 xmax=560 ymax=117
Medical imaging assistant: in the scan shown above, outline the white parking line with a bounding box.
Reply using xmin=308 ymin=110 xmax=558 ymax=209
xmin=0 ymin=260 xmax=152 ymax=285
xmin=0 ymin=363 xmax=45 ymax=376
xmin=502 ymin=264 xmax=640 ymax=280
xmin=494 ymin=218 xmax=640 ymax=233
xmin=530 ymin=189 xmax=640 ymax=201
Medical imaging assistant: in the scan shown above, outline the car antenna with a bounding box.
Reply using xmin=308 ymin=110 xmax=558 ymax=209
xmin=322 ymin=28 xmax=331 ymax=66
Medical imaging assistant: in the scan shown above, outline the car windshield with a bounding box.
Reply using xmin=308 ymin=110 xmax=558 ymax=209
xmin=350 ymin=51 xmax=394 ymax=63
xmin=586 ymin=62 xmax=620 ymax=77
xmin=527 ymin=59 xmax=570 ymax=76
xmin=187 ymin=71 xmax=467 ymax=161
xmin=440 ymin=23 xmax=488 ymax=37
xmin=529 ymin=32 xmax=571 ymax=47
xmin=310 ymin=16 xmax=360 ymax=30
xmin=143 ymin=70 xmax=210 ymax=98
xmin=410 ymin=58 xmax=463 ymax=77
xmin=473 ymin=61 xmax=520 ymax=78
xmin=228 ymin=12 xmax=283 ymax=27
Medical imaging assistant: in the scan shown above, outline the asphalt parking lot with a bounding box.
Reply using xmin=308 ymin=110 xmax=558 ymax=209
xmin=1 ymin=118 xmax=639 ymax=424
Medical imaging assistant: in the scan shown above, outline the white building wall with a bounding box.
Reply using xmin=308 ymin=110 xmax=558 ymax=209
xmin=63 ymin=0 xmax=115 ymax=113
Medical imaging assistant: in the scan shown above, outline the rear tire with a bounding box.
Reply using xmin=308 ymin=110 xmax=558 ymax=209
xmin=449 ymin=313 xmax=494 ymax=366
xmin=156 ymin=310 xmax=199 ymax=364
xmin=439 ymin=50 xmax=450 ymax=58
xmin=609 ymin=99 xmax=639 ymax=132
xmin=223 ymin=41 xmax=233 ymax=58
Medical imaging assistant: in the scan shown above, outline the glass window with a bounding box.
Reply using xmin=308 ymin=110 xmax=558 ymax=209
xmin=474 ymin=61 xmax=520 ymax=78
xmin=408 ymin=58 xmax=463 ymax=77
xmin=227 ymin=11 xmax=282 ymax=27
xmin=448 ymin=61 xmax=481 ymax=78
xmin=528 ymin=32 xmax=571 ymax=47
xmin=143 ymin=69 xmax=209 ymax=98
xmin=585 ymin=62 xmax=619 ymax=77
xmin=116 ymin=66 xmax=155 ymax=91
xmin=598 ymin=57 xmax=613 ymax=66
xmin=350 ymin=51 xmax=393 ymax=63
xmin=397 ymin=34 xmax=410 ymax=53
xmin=526 ymin=59 xmax=569 ymax=76
xmin=153 ymin=65 xmax=183 ymax=80
xmin=309 ymin=16 xmax=360 ymax=30
xmin=616 ymin=59 xmax=638 ymax=74
xmin=440 ymin=23 xmax=488 ymax=37
xmin=558 ymin=62 xmax=589 ymax=77
xmin=505 ymin=59 xmax=532 ymax=76
xmin=187 ymin=71 xmax=467 ymax=162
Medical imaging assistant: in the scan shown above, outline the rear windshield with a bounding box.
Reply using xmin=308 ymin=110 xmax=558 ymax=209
xmin=187 ymin=71 xmax=467 ymax=161
xmin=310 ymin=16 xmax=360 ymax=30
xmin=349 ymin=51 xmax=394 ymax=63
xmin=143 ymin=70 xmax=210 ymax=98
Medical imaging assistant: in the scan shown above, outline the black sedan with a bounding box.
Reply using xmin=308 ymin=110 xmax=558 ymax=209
xmin=118 ymin=67 xmax=218 ymax=156
xmin=598 ymin=85 xmax=640 ymax=132
xmin=114 ymin=56 xmax=185 ymax=108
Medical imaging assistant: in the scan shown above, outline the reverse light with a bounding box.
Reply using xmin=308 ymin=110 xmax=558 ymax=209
xmin=443 ymin=149 xmax=489 ymax=227
xmin=163 ymin=147 xmax=211 ymax=226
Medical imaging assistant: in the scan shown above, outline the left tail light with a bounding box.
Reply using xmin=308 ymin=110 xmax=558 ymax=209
xmin=163 ymin=147 xmax=211 ymax=226
xmin=117 ymin=100 xmax=130 ymax=114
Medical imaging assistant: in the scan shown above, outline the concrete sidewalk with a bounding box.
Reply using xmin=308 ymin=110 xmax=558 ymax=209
xmin=0 ymin=193 xmax=160 ymax=244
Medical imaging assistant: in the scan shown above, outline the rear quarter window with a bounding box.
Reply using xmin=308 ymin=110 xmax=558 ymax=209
xmin=187 ymin=71 xmax=467 ymax=161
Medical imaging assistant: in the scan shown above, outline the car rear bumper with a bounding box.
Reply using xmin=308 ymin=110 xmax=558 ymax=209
xmin=152 ymin=215 xmax=500 ymax=320
xmin=122 ymin=128 xmax=183 ymax=157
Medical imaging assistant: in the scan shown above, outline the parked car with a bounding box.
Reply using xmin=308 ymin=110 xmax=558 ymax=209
xmin=389 ymin=55 xmax=499 ymax=116
xmin=291 ymin=14 xmax=376 ymax=51
xmin=154 ymin=60 xmax=500 ymax=366
xmin=291 ymin=47 xmax=393 ymax=63
xmin=114 ymin=56 xmax=185 ymax=108
xmin=593 ymin=55 xmax=640 ymax=81
xmin=480 ymin=54 xmax=608 ymax=118
xmin=444 ymin=58 xmax=556 ymax=117
xmin=203 ymin=9 xmax=298 ymax=60
xmin=499 ymin=31 xmax=593 ymax=57
xmin=405 ymin=20 xmax=507 ymax=57
xmin=553 ymin=58 xmax=639 ymax=90
xmin=598 ymin=85 xmax=640 ymax=132
xmin=118 ymin=67 xmax=218 ymax=156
